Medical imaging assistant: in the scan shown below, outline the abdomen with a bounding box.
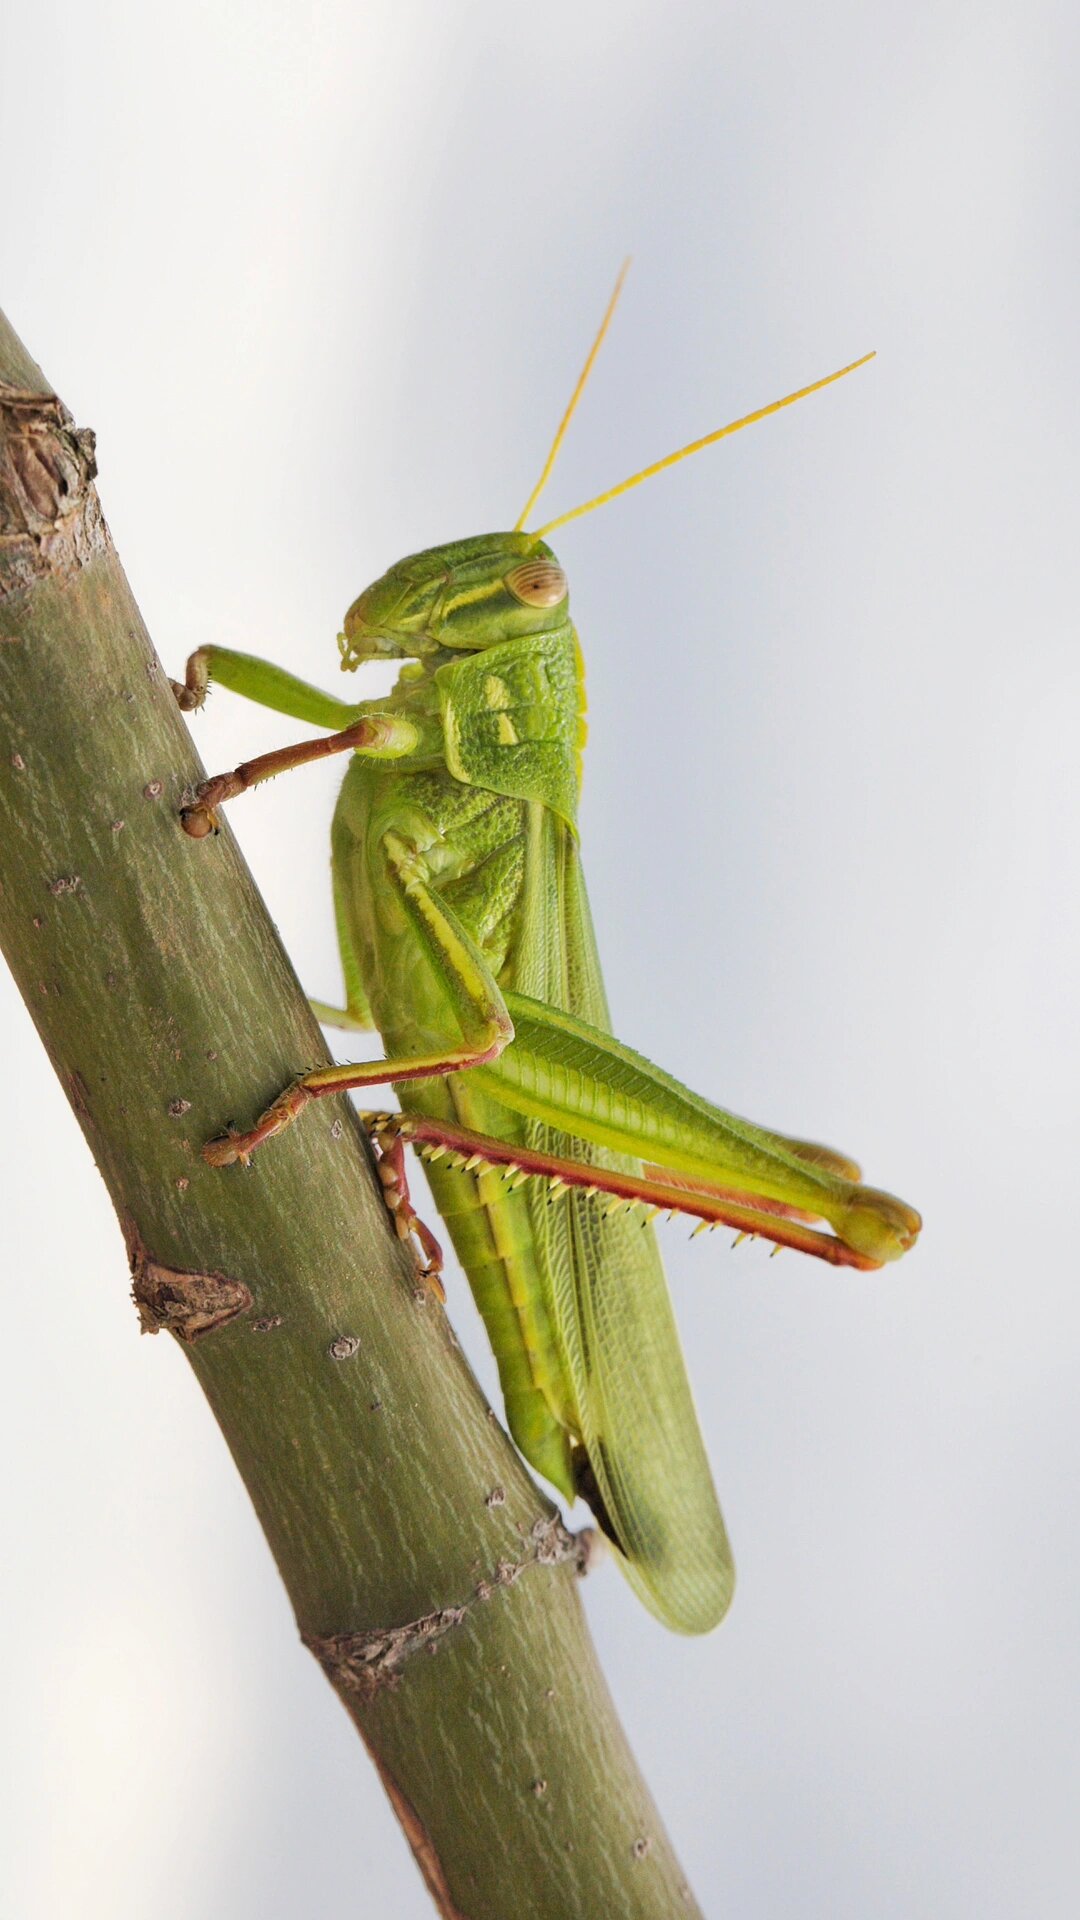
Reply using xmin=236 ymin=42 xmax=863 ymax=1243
xmin=331 ymin=759 xmax=578 ymax=1499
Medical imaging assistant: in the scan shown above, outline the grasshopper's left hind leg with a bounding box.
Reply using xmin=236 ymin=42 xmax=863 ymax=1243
xmin=444 ymin=990 xmax=921 ymax=1267
xmin=369 ymin=1125 xmax=446 ymax=1296
xmin=370 ymin=1110 xmax=885 ymax=1270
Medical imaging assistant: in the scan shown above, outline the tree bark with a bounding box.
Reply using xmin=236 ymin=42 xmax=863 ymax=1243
xmin=0 ymin=308 xmax=703 ymax=1919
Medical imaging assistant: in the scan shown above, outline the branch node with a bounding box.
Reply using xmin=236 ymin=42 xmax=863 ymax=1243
xmin=305 ymin=1606 xmax=468 ymax=1700
xmin=306 ymin=1515 xmax=582 ymax=1697
xmin=126 ymin=1220 xmax=253 ymax=1342
xmin=0 ymin=385 xmax=107 ymax=599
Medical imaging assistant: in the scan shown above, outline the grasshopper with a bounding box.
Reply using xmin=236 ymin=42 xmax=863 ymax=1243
xmin=172 ymin=270 xmax=920 ymax=1633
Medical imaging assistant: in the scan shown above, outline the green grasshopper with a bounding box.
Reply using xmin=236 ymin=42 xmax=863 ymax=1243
xmin=172 ymin=270 xmax=920 ymax=1634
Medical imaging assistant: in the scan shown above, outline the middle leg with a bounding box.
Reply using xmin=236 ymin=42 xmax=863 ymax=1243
xmin=203 ymin=828 xmax=515 ymax=1164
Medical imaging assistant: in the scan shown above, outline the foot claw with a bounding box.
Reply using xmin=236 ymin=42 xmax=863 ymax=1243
xmin=202 ymin=1125 xmax=250 ymax=1168
xmin=180 ymin=803 xmax=219 ymax=839
xmin=420 ymin=1262 xmax=447 ymax=1303
xmin=202 ymin=1084 xmax=309 ymax=1168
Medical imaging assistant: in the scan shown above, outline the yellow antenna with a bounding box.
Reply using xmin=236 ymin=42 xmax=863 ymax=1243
xmin=530 ymin=351 xmax=876 ymax=540
xmin=514 ymin=258 xmax=631 ymax=532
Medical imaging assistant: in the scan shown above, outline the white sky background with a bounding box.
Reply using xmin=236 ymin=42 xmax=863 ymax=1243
xmin=2 ymin=2 xmax=1078 ymax=1915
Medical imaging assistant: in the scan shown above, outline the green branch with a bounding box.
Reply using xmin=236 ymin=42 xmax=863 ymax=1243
xmin=0 ymin=308 xmax=703 ymax=1919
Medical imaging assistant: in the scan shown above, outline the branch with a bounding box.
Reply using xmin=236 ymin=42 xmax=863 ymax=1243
xmin=0 ymin=308 xmax=703 ymax=1918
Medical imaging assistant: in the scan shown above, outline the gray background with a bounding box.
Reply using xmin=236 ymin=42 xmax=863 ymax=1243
xmin=2 ymin=2 xmax=1077 ymax=1914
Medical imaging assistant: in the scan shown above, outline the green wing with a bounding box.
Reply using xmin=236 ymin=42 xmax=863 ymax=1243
xmin=501 ymin=808 xmax=734 ymax=1634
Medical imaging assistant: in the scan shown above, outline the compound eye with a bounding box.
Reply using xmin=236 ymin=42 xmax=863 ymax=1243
xmin=505 ymin=558 xmax=568 ymax=608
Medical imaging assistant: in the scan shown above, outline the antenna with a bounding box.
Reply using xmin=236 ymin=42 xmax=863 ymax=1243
xmin=530 ymin=352 xmax=876 ymax=540
xmin=513 ymin=259 xmax=631 ymax=533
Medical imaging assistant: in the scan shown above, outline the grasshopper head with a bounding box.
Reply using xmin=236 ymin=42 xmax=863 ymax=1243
xmin=339 ymin=533 xmax=568 ymax=670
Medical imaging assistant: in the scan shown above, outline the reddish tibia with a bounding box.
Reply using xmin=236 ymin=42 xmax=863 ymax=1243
xmin=364 ymin=1112 xmax=886 ymax=1272
xmin=180 ymin=713 xmax=417 ymax=838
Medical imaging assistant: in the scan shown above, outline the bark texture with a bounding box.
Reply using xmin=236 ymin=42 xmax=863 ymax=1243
xmin=0 ymin=308 xmax=703 ymax=1919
